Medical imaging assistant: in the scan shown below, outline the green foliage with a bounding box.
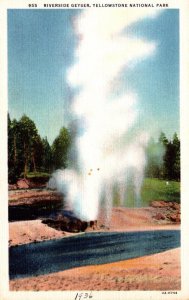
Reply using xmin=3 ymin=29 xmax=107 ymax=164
xmin=8 ymin=114 xmax=72 ymax=182
xmin=163 ymin=132 xmax=180 ymax=180
xmin=41 ymin=137 xmax=53 ymax=172
xmin=114 ymin=178 xmax=180 ymax=207
xmin=141 ymin=178 xmax=180 ymax=205
xmin=8 ymin=116 xmax=24 ymax=183
xmin=51 ymin=127 xmax=71 ymax=169
xmin=145 ymin=137 xmax=164 ymax=178
xmin=146 ymin=132 xmax=180 ymax=181
xmin=26 ymin=172 xmax=50 ymax=178
xmin=8 ymin=113 xmax=180 ymax=186
xmin=172 ymin=133 xmax=180 ymax=180
xmin=18 ymin=115 xmax=41 ymax=177
xmin=158 ymin=131 xmax=168 ymax=146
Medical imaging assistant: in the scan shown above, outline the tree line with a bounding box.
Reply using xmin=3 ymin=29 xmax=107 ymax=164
xmin=8 ymin=114 xmax=180 ymax=183
xmin=145 ymin=132 xmax=180 ymax=181
xmin=8 ymin=114 xmax=71 ymax=183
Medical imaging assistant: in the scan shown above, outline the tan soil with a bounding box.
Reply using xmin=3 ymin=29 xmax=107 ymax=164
xmin=9 ymin=207 xmax=180 ymax=246
xmin=9 ymin=220 xmax=78 ymax=246
xmin=108 ymin=207 xmax=180 ymax=231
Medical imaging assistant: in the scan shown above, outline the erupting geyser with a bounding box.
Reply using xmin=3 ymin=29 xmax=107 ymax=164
xmin=49 ymin=9 xmax=159 ymax=222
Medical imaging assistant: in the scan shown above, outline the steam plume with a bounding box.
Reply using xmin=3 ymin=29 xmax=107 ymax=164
xmin=49 ymin=9 xmax=159 ymax=221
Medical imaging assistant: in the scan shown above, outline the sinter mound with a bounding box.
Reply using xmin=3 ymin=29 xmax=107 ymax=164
xmin=42 ymin=215 xmax=98 ymax=233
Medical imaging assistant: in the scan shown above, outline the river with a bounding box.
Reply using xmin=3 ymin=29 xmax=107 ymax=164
xmin=9 ymin=230 xmax=180 ymax=280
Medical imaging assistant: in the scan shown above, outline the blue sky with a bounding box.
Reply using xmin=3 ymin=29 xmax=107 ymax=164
xmin=8 ymin=9 xmax=179 ymax=144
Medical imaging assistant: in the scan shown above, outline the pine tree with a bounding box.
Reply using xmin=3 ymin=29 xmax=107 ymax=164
xmin=51 ymin=127 xmax=71 ymax=169
xmin=19 ymin=115 xmax=40 ymax=177
xmin=41 ymin=137 xmax=53 ymax=172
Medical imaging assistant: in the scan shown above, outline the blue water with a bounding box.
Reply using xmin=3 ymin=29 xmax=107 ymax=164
xmin=9 ymin=230 xmax=180 ymax=280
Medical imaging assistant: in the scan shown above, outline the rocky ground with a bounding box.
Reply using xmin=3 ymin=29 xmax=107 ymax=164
xmin=9 ymin=188 xmax=181 ymax=291
xmin=9 ymin=177 xmax=48 ymax=190
xmin=9 ymin=189 xmax=62 ymax=205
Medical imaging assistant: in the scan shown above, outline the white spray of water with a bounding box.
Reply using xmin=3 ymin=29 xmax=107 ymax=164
xmin=49 ymin=9 xmax=160 ymax=221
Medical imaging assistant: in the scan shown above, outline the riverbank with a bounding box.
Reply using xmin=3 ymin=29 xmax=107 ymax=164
xmin=10 ymin=247 xmax=180 ymax=291
xmin=9 ymin=206 xmax=180 ymax=246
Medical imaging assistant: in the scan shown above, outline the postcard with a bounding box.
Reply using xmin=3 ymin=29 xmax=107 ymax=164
xmin=0 ymin=0 xmax=189 ymax=299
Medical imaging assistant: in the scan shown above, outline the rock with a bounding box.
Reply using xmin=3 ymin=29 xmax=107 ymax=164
xmin=169 ymin=213 xmax=180 ymax=223
xmin=151 ymin=200 xmax=180 ymax=224
xmin=89 ymin=220 xmax=98 ymax=230
xmin=151 ymin=201 xmax=170 ymax=208
xmin=169 ymin=214 xmax=177 ymax=222
xmin=17 ymin=179 xmax=30 ymax=189
xmin=151 ymin=200 xmax=180 ymax=210
xmin=8 ymin=184 xmax=17 ymax=190
xmin=154 ymin=213 xmax=166 ymax=220
xmin=42 ymin=216 xmax=89 ymax=233
xmin=10 ymin=176 xmax=49 ymax=190
xmin=172 ymin=202 xmax=180 ymax=211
